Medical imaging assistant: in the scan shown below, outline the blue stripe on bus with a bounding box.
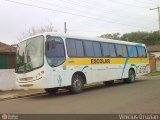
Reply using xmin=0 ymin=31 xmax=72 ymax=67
xmin=121 ymin=43 xmax=143 ymax=80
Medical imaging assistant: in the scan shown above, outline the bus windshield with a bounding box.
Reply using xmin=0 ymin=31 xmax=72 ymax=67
xmin=16 ymin=36 xmax=44 ymax=73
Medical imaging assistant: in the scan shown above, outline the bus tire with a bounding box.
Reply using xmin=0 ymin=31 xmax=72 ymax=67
xmin=103 ymin=80 xmax=114 ymax=86
xmin=124 ymin=69 xmax=135 ymax=83
xmin=45 ymin=88 xmax=58 ymax=94
xmin=69 ymin=74 xmax=84 ymax=94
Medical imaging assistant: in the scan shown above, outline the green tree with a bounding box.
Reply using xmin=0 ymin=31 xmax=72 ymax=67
xmin=100 ymin=33 xmax=120 ymax=40
xmin=121 ymin=31 xmax=160 ymax=45
xmin=100 ymin=31 xmax=160 ymax=46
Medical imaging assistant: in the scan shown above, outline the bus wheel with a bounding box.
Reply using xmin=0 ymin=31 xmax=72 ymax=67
xmin=124 ymin=69 xmax=135 ymax=83
xmin=69 ymin=74 xmax=84 ymax=94
xmin=45 ymin=88 xmax=58 ymax=94
xmin=103 ymin=80 xmax=114 ymax=86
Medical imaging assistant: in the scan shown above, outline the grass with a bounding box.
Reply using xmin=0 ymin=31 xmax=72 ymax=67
xmin=145 ymin=71 xmax=160 ymax=77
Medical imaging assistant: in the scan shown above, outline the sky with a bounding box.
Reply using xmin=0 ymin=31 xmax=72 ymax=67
xmin=0 ymin=0 xmax=159 ymax=44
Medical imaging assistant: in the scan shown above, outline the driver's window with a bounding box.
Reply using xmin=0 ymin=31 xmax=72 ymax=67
xmin=45 ymin=36 xmax=65 ymax=67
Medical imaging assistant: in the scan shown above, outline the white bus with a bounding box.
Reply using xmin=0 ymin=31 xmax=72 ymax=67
xmin=15 ymin=32 xmax=150 ymax=94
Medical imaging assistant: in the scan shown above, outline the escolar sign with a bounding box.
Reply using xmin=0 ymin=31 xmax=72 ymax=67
xmin=91 ymin=59 xmax=110 ymax=64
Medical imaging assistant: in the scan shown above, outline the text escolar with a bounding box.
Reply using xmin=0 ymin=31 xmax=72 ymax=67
xmin=91 ymin=59 xmax=110 ymax=64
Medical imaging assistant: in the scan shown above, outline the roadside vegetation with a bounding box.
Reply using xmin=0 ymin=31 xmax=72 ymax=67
xmin=100 ymin=31 xmax=160 ymax=46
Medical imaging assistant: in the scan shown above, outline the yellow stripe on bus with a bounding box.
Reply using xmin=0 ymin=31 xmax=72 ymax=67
xmin=64 ymin=58 xmax=149 ymax=66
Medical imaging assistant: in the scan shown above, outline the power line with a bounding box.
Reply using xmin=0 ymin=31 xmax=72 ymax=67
xmin=28 ymin=0 xmax=88 ymax=13
xmin=148 ymin=0 xmax=157 ymax=3
xmin=29 ymin=0 xmax=157 ymax=29
xmin=82 ymin=0 xmax=155 ymax=8
xmin=5 ymin=0 xmax=155 ymax=30
xmin=59 ymin=0 xmax=155 ymax=27
xmin=68 ymin=29 xmax=109 ymax=33
xmin=30 ymin=0 xmax=132 ymax=23
xmin=29 ymin=0 xmax=118 ymax=19
xmin=134 ymin=0 xmax=156 ymax=5
xmin=60 ymin=0 xmax=136 ymax=16
xmin=109 ymin=0 xmax=149 ymax=9
xmin=59 ymin=0 xmax=119 ymax=15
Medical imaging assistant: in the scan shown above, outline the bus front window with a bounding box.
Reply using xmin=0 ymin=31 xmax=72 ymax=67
xmin=45 ymin=36 xmax=65 ymax=67
xmin=16 ymin=36 xmax=44 ymax=73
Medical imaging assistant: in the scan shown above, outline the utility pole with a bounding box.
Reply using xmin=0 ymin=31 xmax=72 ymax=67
xmin=150 ymin=7 xmax=160 ymax=34
xmin=64 ymin=22 xmax=67 ymax=33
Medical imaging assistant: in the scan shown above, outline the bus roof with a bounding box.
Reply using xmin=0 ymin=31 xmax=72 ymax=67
xmin=43 ymin=32 xmax=146 ymax=46
xmin=21 ymin=32 xmax=146 ymax=47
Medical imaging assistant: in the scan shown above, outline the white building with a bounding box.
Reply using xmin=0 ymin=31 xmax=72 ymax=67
xmin=0 ymin=42 xmax=16 ymax=90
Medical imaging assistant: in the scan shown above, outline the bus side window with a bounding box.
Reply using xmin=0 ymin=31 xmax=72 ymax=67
xmin=66 ymin=38 xmax=84 ymax=57
xmin=101 ymin=43 xmax=110 ymax=57
xmin=75 ymin=40 xmax=84 ymax=57
xmin=137 ymin=46 xmax=147 ymax=58
xmin=46 ymin=42 xmax=50 ymax=51
xmin=127 ymin=46 xmax=138 ymax=58
xmin=109 ymin=43 xmax=116 ymax=57
xmin=93 ymin=42 xmax=102 ymax=57
xmin=66 ymin=39 xmax=76 ymax=57
xmin=121 ymin=45 xmax=128 ymax=57
xmin=141 ymin=47 xmax=147 ymax=58
xmin=115 ymin=44 xmax=123 ymax=57
xmin=137 ymin=46 xmax=143 ymax=58
xmin=84 ymin=41 xmax=94 ymax=57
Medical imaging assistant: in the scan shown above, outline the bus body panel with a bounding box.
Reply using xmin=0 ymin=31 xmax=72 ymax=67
xmin=16 ymin=66 xmax=50 ymax=89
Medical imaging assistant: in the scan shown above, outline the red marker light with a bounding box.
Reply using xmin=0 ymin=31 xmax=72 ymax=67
xmin=41 ymin=70 xmax=44 ymax=74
